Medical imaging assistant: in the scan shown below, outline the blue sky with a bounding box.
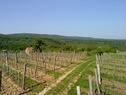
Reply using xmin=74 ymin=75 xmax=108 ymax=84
xmin=0 ymin=0 xmax=126 ymax=39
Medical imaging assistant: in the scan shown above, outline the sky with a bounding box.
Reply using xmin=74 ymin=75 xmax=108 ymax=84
xmin=0 ymin=0 xmax=126 ymax=39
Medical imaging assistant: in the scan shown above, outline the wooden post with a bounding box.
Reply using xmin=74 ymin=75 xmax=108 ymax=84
xmin=43 ymin=57 xmax=46 ymax=74
xmin=6 ymin=53 xmax=8 ymax=67
xmin=61 ymin=51 xmax=64 ymax=67
xmin=59 ymin=53 xmax=62 ymax=67
xmin=76 ymin=86 xmax=81 ymax=95
xmin=96 ymin=64 xmax=101 ymax=84
xmin=35 ymin=52 xmax=38 ymax=78
xmin=6 ymin=53 xmax=9 ymax=75
xmin=54 ymin=55 xmax=56 ymax=71
xmin=22 ymin=63 xmax=27 ymax=90
xmin=65 ymin=52 xmax=68 ymax=66
xmin=38 ymin=51 xmax=39 ymax=62
xmin=70 ymin=53 xmax=72 ymax=63
xmin=25 ymin=53 xmax=28 ymax=64
xmin=89 ymin=75 xmax=93 ymax=95
xmin=31 ymin=52 xmax=33 ymax=60
xmin=0 ymin=52 xmax=1 ymax=64
xmin=48 ymin=52 xmax=51 ymax=69
xmin=95 ymin=69 xmax=100 ymax=95
xmin=0 ymin=69 xmax=2 ymax=91
xmin=42 ymin=51 xmax=45 ymax=67
xmin=18 ymin=71 xmax=20 ymax=86
xmin=96 ymin=54 xmax=98 ymax=64
xmin=15 ymin=52 xmax=18 ymax=69
xmin=42 ymin=51 xmax=44 ymax=59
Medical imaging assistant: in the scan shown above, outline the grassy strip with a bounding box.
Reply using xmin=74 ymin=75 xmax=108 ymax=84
xmin=47 ymin=57 xmax=90 ymax=79
xmin=67 ymin=59 xmax=96 ymax=95
xmin=88 ymin=71 xmax=126 ymax=95
xmin=101 ymin=66 xmax=126 ymax=74
xmin=45 ymin=56 xmax=95 ymax=95
xmin=103 ymin=85 xmax=125 ymax=95
xmin=100 ymin=72 xmax=126 ymax=83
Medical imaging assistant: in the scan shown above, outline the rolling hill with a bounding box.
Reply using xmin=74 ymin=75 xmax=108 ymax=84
xmin=0 ymin=33 xmax=126 ymax=52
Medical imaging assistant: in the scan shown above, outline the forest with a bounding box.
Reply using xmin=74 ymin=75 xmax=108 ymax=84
xmin=0 ymin=33 xmax=126 ymax=54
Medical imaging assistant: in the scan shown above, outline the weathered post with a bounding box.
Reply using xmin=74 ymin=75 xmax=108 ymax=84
xmin=89 ymin=75 xmax=93 ymax=95
xmin=95 ymin=69 xmax=100 ymax=95
xmin=6 ymin=52 xmax=8 ymax=67
xmin=22 ymin=63 xmax=27 ymax=90
xmin=35 ymin=52 xmax=38 ymax=78
xmin=0 ymin=69 xmax=2 ymax=91
xmin=37 ymin=51 xmax=39 ymax=62
xmin=61 ymin=51 xmax=64 ymax=67
xmin=25 ymin=53 xmax=28 ymax=64
xmin=95 ymin=54 xmax=98 ymax=64
xmin=18 ymin=71 xmax=20 ymax=86
xmin=76 ymin=86 xmax=81 ymax=95
xmin=15 ymin=52 xmax=18 ymax=69
xmin=96 ymin=64 xmax=101 ymax=84
xmin=70 ymin=53 xmax=72 ymax=64
xmin=31 ymin=52 xmax=33 ymax=60
xmin=42 ymin=51 xmax=45 ymax=67
xmin=65 ymin=52 xmax=68 ymax=66
xmin=0 ymin=52 xmax=1 ymax=63
xmin=54 ymin=55 xmax=56 ymax=71
xmin=6 ymin=52 xmax=9 ymax=75
xmin=43 ymin=57 xmax=46 ymax=74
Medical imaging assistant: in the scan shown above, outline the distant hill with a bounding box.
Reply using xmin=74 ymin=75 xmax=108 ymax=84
xmin=0 ymin=33 xmax=126 ymax=52
xmin=7 ymin=33 xmax=93 ymax=39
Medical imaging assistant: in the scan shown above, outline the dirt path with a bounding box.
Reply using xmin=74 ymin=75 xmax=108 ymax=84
xmin=61 ymin=61 xmax=94 ymax=95
xmin=38 ymin=60 xmax=89 ymax=95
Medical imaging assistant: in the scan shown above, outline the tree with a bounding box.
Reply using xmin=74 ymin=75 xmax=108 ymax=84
xmin=33 ymin=39 xmax=46 ymax=52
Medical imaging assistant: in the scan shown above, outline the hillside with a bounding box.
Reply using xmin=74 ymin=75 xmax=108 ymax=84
xmin=0 ymin=33 xmax=126 ymax=52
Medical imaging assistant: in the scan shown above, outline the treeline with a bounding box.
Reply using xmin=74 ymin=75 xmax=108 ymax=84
xmin=0 ymin=33 xmax=126 ymax=54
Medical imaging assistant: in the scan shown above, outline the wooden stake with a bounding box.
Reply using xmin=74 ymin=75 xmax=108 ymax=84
xmin=89 ymin=75 xmax=93 ymax=95
xmin=22 ymin=63 xmax=27 ymax=90
xmin=43 ymin=57 xmax=46 ymax=74
xmin=6 ymin=53 xmax=9 ymax=75
xmin=35 ymin=52 xmax=38 ymax=78
xmin=76 ymin=86 xmax=81 ymax=95
xmin=0 ymin=69 xmax=2 ymax=91
xmin=42 ymin=51 xmax=45 ymax=67
xmin=95 ymin=69 xmax=100 ymax=95
xmin=15 ymin=52 xmax=18 ymax=69
xmin=6 ymin=53 xmax=8 ymax=67
xmin=97 ymin=64 xmax=101 ymax=84
xmin=54 ymin=55 xmax=56 ymax=71
xmin=25 ymin=54 xmax=28 ymax=63
xmin=18 ymin=71 xmax=20 ymax=86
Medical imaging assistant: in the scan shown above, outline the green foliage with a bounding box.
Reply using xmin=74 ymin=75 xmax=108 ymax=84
xmin=61 ymin=45 xmax=77 ymax=51
xmin=0 ymin=33 xmax=126 ymax=53
xmin=33 ymin=39 xmax=46 ymax=51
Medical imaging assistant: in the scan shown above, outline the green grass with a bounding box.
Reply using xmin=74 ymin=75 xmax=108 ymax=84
xmin=101 ymin=66 xmax=126 ymax=74
xmin=103 ymin=86 xmax=125 ymax=95
xmin=100 ymin=72 xmax=126 ymax=83
xmin=99 ymin=53 xmax=126 ymax=94
xmin=45 ymin=56 xmax=95 ymax=95
xmin=68 ymin=53 xmax=126 ymax=95
xmin=68 ymin=58 xmax=96 ymax=95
